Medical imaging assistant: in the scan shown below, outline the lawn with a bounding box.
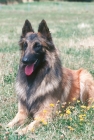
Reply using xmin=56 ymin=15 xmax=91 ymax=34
xmin=0 ymin=1 xmax=94 ymax=140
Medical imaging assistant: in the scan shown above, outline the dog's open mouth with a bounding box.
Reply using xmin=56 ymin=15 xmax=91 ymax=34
xmin=25 ymin=59 xmax=38 ymax=76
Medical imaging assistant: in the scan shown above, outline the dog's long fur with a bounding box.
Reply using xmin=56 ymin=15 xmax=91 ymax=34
xmin=7 ymin=20 xmax=94 ymax=135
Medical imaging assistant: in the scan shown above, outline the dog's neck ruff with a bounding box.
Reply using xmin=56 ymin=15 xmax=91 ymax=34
xmin=25 ymin=60 xmax=38 ymax=76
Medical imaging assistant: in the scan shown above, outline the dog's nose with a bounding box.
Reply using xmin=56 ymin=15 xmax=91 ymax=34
xmin=22 ymin=57 xmax=30 ymax=64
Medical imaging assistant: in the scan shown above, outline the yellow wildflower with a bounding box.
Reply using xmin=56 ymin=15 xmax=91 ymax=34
xmin=43 ymin=121 xmax=47 ymax=125
xmin=79 ymin=114 xmax=86 ymax=121
xmin=80 ymin=118 xmax=84 ymax=121
xmin=72 ymin=98 xmax=76 ymax=101
xmin=77 ymin=100 xmax=80 ymax=103
xmin=67 ymin=126 xmax=74 ymax=131
xmin=50 ymin=103 xmax=55 ymax=107
xmin=80 ymin=105 xmax=86 ymax=109
xmin=79 ymin=115 xmax=82 ymax=118
xmin=92 ymin=105 xmax=94 ymax=108
xmin=41 ymin=119 xmax=47 ymax=125
xmin=43 ymin=109 xmax=47 ymax=113
xmin=87 ymin=106 xmax=90 ymax=110
xmin=66 ymin=109 xmax=71 ymax=115
xmin=35 ymin=117 xmax=47 ymax=125
xmin=79 ymin=114 xmax=86 ymax=118
xmin=82 ymin=114 xmax=86 ymax=117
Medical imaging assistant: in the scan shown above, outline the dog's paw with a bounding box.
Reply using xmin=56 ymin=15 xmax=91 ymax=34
xmin=7 ymin=122 xmax=14 ymax=128
xmin=15 ymin=129 xmax=24 ymax=135
xmin=15 ymin=126 xmax=29 ymax=135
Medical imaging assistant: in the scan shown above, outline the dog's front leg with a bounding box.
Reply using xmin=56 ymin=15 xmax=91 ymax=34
xmin=15 ymin=119 xmax=40 ymax=135
xmin=7 ymin=102 xmax=28 ymax=128
xmin=16 ymin=108 xmax=52 ymax=135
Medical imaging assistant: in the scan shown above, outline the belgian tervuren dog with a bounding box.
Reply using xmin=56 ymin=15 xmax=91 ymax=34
xmin=7 ymin=20 xmax=94 ymax=135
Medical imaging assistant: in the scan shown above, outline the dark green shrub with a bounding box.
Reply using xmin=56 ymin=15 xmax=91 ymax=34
xmin=0 ymin=0 xmax=22 ymax=4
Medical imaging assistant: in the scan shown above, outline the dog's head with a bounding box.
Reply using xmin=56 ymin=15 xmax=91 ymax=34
xmin=19 ymin=20 xmax=55 ymax=76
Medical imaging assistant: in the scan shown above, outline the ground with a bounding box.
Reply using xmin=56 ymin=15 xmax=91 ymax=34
xmin=0 ymin=2 xmax=94 ymax=140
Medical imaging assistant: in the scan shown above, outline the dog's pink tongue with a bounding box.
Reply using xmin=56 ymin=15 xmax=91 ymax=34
xmin=25 ymin=64 xmax=34 ymax=76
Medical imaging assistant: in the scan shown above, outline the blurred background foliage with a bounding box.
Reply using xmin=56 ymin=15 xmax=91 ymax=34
xmin=0 ymin=0 xmax=22 ymax=4
xmin=0 ymin=0 xmax=94 ymax=4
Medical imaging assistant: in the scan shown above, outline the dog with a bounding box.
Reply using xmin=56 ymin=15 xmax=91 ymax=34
xmin=7 ymin=19 xmax=94 ymax=135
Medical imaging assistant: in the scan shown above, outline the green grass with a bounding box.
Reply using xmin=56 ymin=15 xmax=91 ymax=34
xmin=0 ymin=2 xmax=94 ymax=140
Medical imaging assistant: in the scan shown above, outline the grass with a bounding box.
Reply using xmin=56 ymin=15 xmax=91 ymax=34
xmin=0 ymin=1 xmax=94 ymax=140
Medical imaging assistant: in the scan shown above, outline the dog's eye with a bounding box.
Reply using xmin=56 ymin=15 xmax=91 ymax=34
xmin=34 ymin=42 xmax=42 ymax=52
xmin=23 ymin=42 xmax=27 ymax=50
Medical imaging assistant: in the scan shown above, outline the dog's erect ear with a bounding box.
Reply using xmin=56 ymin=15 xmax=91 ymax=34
xmin=38 ymin=20 xmax=52 ymax=41
xmin=22 ymin=19 xmax=34 ymax=37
